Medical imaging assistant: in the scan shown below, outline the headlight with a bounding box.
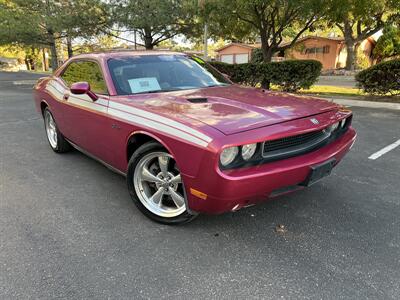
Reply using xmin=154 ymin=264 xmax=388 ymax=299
xmin=330 ymin=122 xmax=339 ymax=131
xmin=241 ymin=143 xmax=257 ymax=160
xmin=326 ymin=122 xmax=339 ymax=133
xmin=220 ymin=146 xmax=239 ymax=166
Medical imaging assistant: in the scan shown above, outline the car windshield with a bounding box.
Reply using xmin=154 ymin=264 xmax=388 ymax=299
xmin=107 ymin=54 xmax=231 ymax=95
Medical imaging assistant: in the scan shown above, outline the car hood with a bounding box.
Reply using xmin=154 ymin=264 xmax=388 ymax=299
xmin=118 ymin=85 xmax=338 ymax=135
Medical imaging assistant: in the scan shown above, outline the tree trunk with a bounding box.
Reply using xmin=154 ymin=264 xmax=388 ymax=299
xmin=260 ymin=32 xmax=273 ymax=63
xmin=42 ymin=48 xmax=49 ymax=71
xmin=343 ymin=19 xmax=356 ymax=71
xmin=262 ymin=47 xmax=274 ymax=63
xmin=47 ymin=30 xmax=58 ymax=71
xmin=260 ymin=32 xmax=273 ymax=89
xmin=345 ymin=40 xmax=356 ymax=71
xmin=144 ymin=28 xmax=154 ymax=50
xmin=67 ymin=35 xmax=73 ymax=58
xmin=30 ymin=46 xmax=36 ymax=70
xmin=25 ymin=57 xmax=31 ymax=71
xmin=144 ymin=39 xmax=154 ymax=50
xmin=42 ymin=48 xmax=46 ymax=71
xmin=261 ymin=46 xmax=271 ymax=89
xmin=134 ymin=30 xmax=137 ymax=50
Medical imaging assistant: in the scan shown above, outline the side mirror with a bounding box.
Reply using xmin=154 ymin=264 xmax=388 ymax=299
xmin=70 ymin=82 xmax=98 ymax=101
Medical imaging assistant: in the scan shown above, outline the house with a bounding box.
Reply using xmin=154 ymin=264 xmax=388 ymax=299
xmin=215 ymin=43 xmax=261 ymax=64
xmin=215 ymin=36 xmax=376 ymax=70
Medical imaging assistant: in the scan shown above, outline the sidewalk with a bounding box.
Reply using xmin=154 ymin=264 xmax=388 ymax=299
xmin=311 ymin=95 xmax=400 ymax=110
xmin=331 ymin=98 xmax=400 ymax=110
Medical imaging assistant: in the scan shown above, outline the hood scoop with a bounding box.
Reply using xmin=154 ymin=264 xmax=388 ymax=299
xmin=186 ymin=97 xmax=208 ymax=103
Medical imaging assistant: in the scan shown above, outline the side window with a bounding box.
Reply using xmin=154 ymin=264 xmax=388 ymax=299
xmin=61 ymin=61 xmax=108 ymax=94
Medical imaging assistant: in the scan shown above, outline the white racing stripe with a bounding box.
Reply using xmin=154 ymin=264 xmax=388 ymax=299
xmin=108 ymin=108 xmax=209 ymax=147
xmin=109 ymin=102 xmax=212 ymax=143
xmin=68 ymin=95 xmax=108 ymax=113
xmin=46 ymin=81 xmax=64 ymax=98
xmin=368 ymin=139 xmax=400 ymax=160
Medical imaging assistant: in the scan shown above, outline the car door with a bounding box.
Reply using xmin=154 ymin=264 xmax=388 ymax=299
xmin=59 ymin=60 xmax=114 ymax=165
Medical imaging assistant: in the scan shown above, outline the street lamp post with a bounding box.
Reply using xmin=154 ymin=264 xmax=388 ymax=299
xmin=204 ymin=22 xmax=208 ymax=60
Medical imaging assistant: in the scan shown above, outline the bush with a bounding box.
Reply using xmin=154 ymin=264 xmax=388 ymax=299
xmin=250 ymin=48 xmax=263 ymax=63
xmin=355 ymin=59 xmax=400 ymax=96
xmin=209 ymin=62 xmax=260 ymax=86
xmin=267 ymin=60 xmax=322 ymax=92
xmin=208 ymin=61 xmax=236 ymax=77
xmin=209 ymin=59 xmax=322 ymax=92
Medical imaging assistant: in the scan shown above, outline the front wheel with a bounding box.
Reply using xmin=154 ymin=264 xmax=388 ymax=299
xmin=43 ymin=107 xmax=72 ymax=153
xmin=127 ymin=142 xmax=197 ymax=225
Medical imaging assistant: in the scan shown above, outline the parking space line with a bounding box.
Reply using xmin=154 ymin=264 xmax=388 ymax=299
xmin=368 ymin=139 xmax=400 ymax=160
xmin=13 ymin=80 xmax=37 ymax=85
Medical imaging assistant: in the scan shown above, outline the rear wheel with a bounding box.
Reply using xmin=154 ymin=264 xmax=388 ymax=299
xmin=43 ymin=108 xmax=72 ymax=153
xmin=127 ymin=142 xmax=197 ymax=224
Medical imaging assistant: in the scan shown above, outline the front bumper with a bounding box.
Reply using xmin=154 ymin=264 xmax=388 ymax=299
xmin=183 ymin=127 xmax=356 ymax=214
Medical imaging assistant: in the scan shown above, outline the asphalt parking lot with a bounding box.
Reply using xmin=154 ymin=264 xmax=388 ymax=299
xmin=1 ymin=71 xmax=399 ymax=299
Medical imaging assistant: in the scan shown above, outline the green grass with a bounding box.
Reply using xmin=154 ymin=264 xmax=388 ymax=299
xmin=269 ymin=84 xmax=363 ymax=97
xmin=299 ymin=85 xmax=362 ymax=97
xmin=270 ymin=84 xmax=399 ymax=103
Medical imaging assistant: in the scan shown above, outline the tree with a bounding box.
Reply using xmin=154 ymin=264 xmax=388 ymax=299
xmin=72 ymin=35 xmax=120 ymax=54
xmin=59 ymin=0 xmax=109 ymax=58
xmin=111 ymin=0 xmax=197 ymax=50
xmin=204 ymin=0 xmax=325 ymax=63
xmin=0 ymin=0 xmax=108 ymax=69
xmin=373 ymin=25 xmax=400 ymax=61
xmin=327 ymin=0 xmax=399 ymax=70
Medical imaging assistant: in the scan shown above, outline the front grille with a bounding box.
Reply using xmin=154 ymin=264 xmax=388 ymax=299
xmin=262 ymin=129 xmax=331 ymax=160
xmin=263 ymin=130 xmax=327 ymax=152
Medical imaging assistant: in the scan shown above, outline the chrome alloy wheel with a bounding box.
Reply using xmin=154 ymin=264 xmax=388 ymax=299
xmin=133 ymin=152 xmax=186 ymax=218
xmin=44 ymin=110 xmax=58 ymax=149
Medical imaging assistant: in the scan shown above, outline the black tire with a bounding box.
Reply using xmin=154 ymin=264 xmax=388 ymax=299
xmin=43 ymin=107 xmax=72 ymax=153
xmin=127 ymin=141 xmax=197 ymax=225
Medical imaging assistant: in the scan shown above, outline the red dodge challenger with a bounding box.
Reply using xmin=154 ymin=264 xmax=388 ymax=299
xmin=33 ymin=51 xmax=356 ymax=224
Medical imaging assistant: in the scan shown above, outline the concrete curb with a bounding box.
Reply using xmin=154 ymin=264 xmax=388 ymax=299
xmin=319 ymin=97 xmax=400 ymax=110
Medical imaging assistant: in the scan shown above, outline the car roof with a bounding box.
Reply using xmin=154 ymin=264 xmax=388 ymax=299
xmin=72 ymin=50 xmax=187 ymax=60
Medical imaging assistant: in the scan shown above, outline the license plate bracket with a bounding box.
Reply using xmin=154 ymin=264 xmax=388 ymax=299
xmin=302 ymin=159 xmax=336 ymax=186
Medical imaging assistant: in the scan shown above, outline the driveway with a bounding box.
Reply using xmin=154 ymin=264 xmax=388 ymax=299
xmin=1 ymin=71 xmax=399 ymax=299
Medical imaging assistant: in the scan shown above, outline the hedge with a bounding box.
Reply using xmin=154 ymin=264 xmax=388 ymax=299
xmin=355 ymin=59 xmax=400 ymax=96
xmin=209 ymin=59 xmax=322 ymax=92
xmin=250 ymin=48 xmax=263 ymax=63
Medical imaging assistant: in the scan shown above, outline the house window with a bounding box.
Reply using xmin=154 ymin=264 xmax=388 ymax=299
xmin=304 ymin=45 xmax=330 ymax=55
xmin=220 ymin=54 xmax=234 ymax=64
xmin=235 ymin=53 xmax=249 ymax=64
